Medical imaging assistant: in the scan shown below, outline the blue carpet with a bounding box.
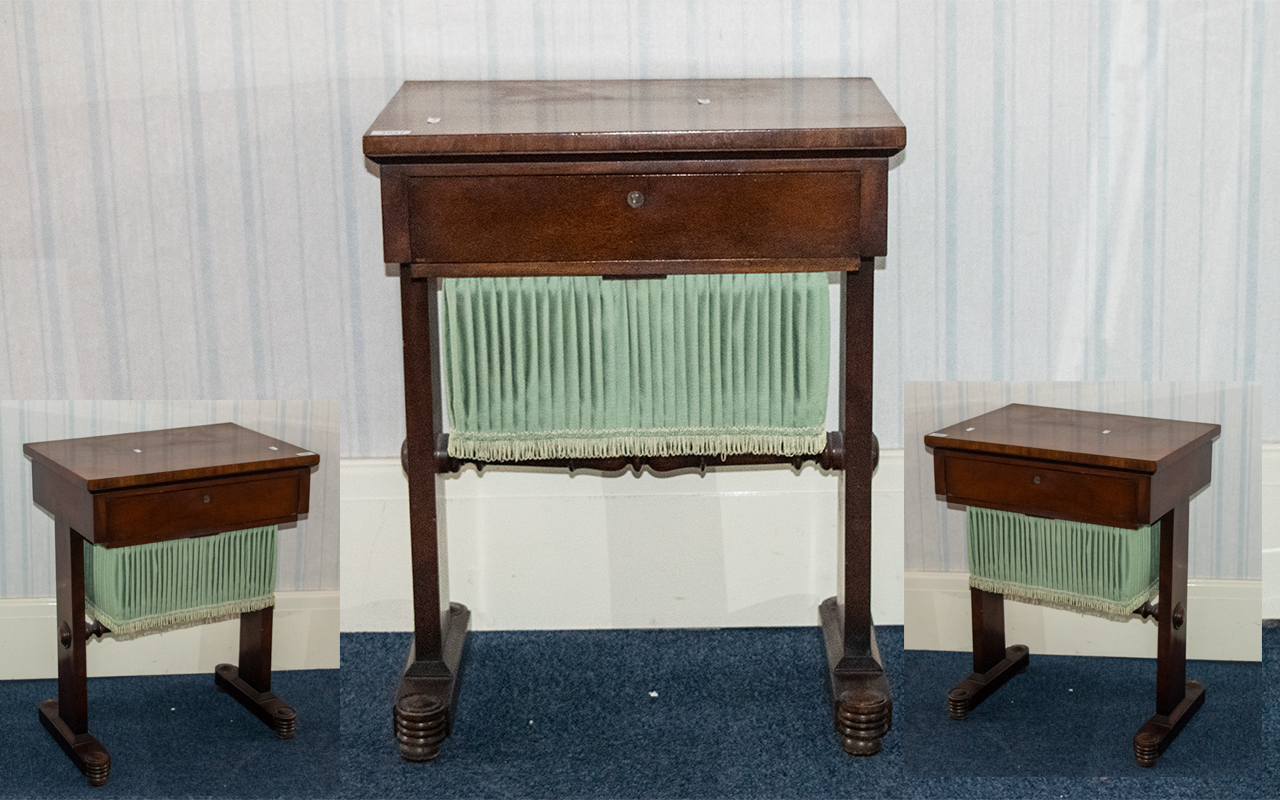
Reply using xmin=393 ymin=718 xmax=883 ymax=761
xmin=340 ymin=626 xmax=904 ymax=798
xmin=342 ymin=626 xmax=1277 ymax=799
xmin=899 ymin=627 xmax=1277 ymax=798
xmin=0 ymin=668 xmax=339 ymax=798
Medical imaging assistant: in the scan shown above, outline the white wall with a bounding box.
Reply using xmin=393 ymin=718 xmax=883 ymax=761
xmin=1 ymin=1 xmax=1275 ymax=456
xmin=341 ymin=451 xmax=906 ymax=631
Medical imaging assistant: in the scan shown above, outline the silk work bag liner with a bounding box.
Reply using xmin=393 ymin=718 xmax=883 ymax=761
xmin=966 ymin=506 xmax=1160 ymax=621
xmin=84 ymin=525 xmax=278 ymax=638
xmin=441 ymin=274 xmax=831 ymax=461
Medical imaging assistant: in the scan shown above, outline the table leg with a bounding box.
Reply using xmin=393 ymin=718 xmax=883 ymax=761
xmin=820 ymin=263 xmax=892 ymax=756
xmin=39 ymin=519 xmax=110 ymax=786
xmin=1133 ymin=499 xmax=1204 ymax=767
xmin=947 ymin=587 xmax=1029 ymax=720
xmin=395 ymin=268 xmax=471 ymax=762
xmin=215 ymin=606 xmax=297 ymax=739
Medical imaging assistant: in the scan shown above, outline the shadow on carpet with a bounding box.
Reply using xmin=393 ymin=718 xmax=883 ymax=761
xmin=0 ymin=668 xmax=339 ymax=799
xmin=340 ymin=626 xmax=904 ymax=799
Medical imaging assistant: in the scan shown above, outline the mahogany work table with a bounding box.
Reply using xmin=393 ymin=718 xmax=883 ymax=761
xmin=24 ymin=423 xmax=319 ymax=786
xmin=925 ymin=403 xmax=1221 ymax=768
xmin=364 ymin=78 xmax=906 ymax=761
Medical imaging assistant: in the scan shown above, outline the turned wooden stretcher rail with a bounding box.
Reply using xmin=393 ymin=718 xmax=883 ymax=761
xmin=403 ymin=432 xmax=877 ymax=475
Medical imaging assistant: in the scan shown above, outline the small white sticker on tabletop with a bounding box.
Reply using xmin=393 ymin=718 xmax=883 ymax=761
xmin=371 ymin=130 xmax=411 ymax=135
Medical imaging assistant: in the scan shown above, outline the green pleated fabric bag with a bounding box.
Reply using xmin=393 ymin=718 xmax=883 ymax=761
xmin=84 ymin=525 xmax=277 ymax=638
xmin=966 ymin=507 xmax=1160 ymax=620
xmin=441 ymin=274 xmax=830 ymax=461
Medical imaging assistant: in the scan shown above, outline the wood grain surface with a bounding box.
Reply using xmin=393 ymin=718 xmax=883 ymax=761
xmin=24 ymin=423 xmax=320 ymax=492
xmin=923 ymin=404 xmax=1220 ymax=473
xmin=407 ymin=170 xmax=859 ymax=263
xmin=364 ymin=79 xmax=905 ymax=158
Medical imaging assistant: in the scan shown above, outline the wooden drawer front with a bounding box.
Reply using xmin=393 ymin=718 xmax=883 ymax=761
xmin=100 ymin=473 xmax=302 ymax=546
xmin=407 ymin=171 xmax=861 ymax=264
xmin=941 ymin=455 xmax=1142 ymax=528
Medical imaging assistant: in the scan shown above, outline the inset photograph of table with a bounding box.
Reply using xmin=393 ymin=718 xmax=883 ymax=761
xmin=0 ymin=401 xmax=339 ymax=797
xmin=902 ymin=382 xmax=1261 ymax=778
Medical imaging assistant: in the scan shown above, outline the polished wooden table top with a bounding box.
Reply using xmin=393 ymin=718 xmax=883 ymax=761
xmin=24 ymin=423 xmax=319 ymax=492
xmin=924 ymin=404 xmax=1220 ymax=473
xmin=363 ymin=78 xmax=906 ymax=158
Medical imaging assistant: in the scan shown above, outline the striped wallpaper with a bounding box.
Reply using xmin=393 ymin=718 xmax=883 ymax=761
xmin=0 ymin=401 xmax=340 ymax=598
xmin=904 ymin=382 xmax=1259 ymax=580
xmin=0 ymin=1 xmax=1275 ymax=457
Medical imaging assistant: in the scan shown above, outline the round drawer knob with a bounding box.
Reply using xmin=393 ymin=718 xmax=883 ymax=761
xmin=626 ymin=190 xmax=645 ymax=208
xmin=1033 ymin=476 xmax=1041 ymax=484
xmin=203 ymin=495 xmax=211 ymax=503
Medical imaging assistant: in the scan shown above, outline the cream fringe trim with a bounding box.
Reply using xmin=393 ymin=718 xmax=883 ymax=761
xmin=87 ymin=595 xmax=276 ymax=641
xmin=968 ymin=575 xmax=1159 ymax=624
xmin=447 ymin=430 xmax=828 ymax=462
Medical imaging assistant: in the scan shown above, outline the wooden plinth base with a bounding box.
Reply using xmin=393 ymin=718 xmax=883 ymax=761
xmin=38 ymin=700 xmax=110 ymax=787
xmin=947 ymin=644 xmax=1030 ymax=720
xmin=1133 ymin=680 xmax=1205 ymax=768
xmin=395 ymin=602 xmax=470 ymax=762
xmin=214 ymin=664 xmax=297 ymax=739
xmin=819 ymin=597 xmax=892 ymax=756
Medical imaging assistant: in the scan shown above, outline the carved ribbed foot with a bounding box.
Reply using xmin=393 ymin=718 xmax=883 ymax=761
xmin=272 ymin=706 xmax=297 ymax=740
xmin=946 ymin=645 xmax=1029 ymax=722
xmin=38 ymin=699 xmax=112 ymax=787
xmin=1134 ymin=731 xmax=1160 ymax=768
xmin=396 ymin=695 xmax=447 ymax=762
xmin=1132 ymin=681 xmax=1205 ymax=768
xmin=837 ymin=690 xmax=891 ymax=756
xmin=82 ymin=750 xmax=110 ymax=787
xmin=947 ymin=687 xmax=971 ymax=720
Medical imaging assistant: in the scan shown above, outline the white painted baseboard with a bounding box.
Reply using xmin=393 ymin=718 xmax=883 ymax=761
xmin=1262 ymin=442 xmax=1280 ymax=618
xmin=341 ymin=450 xmax=905 ymax=632
xmin=905 ymin=571 xmax=1260 ymax=661
xmin=0 ymin=590 xmax=339 ymax=680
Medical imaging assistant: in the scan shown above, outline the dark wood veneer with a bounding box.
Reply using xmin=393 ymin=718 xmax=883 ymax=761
xmin=363 ymin=79 xmax=906 ymax=158
xmin=923 ymin=403 xmax=1220 ymax=474
xmin=24 ymin=422 xmax=318 ymax=492
xmin=367 ymin=78 xmax=905 ymax=762
xmin=407 ymin=171 xmax=861 ymax=265
xmin=938 ymin=451 xmax=1145 ymax=528
xmin=100 ymin=471 xmax=305 ymax=547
